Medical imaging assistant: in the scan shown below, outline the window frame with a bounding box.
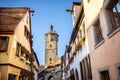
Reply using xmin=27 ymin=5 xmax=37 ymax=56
xmin=115 ymin=63 xmax=120 ymax=80
xmin=80 ymin=55 xmax=92 ymax=80
xmin=93 ymin=17 xmax=104 ymax=48
xmin=106 ymin=0 xmax=120 ymax=37
xmin=0 ymin=36 xmax=9 ymax=52
xmin=98 ymin=67 xmax=111 ymax=80
xmin=16 ymin=42 xmax=21 ymax=57
xmin=24 ymin=26 xmax=30 ymax=40
xmin=75 ymin=68 xmax=79 ymax=80
xmin=118 ymin=67 xmax=120 ymax=80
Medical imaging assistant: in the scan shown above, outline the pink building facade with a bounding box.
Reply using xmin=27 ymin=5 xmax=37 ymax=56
xmin=83 ymin=0 xmax=120 ymax=80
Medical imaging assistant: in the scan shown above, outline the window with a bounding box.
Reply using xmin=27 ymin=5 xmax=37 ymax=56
xmin=24 ymin=26 xmax=30 ymax=39
xmin=50 ymin=58 xmax=52 ymax=61
xmin=82 ymin=22 xmax=86 ymax=38
xmin=70 ymin=69 xmax=75 ymax=80
xmin=16 ymin=42 xmax=21 ymax=57
xmin=79 ymin=29 xmax=82 ymax=38
xmin=93 ymin=18 xmax=103 ymax=45
xmin=75 ymin=69 xmax=79 ymax=80
xmin=26 ymin=55 xmax=29 ymax=61
xmin=117 ymin=66 xmax=120 ymax=79
xmin=100 ymin=70 xmax=110 ymax=80
xmin=106 ymin=0 xmax=120 ymax=33
xmin=0 ymin=36 xmax=9 ymax=52
xmin=72 ymin=16 xmax=76 ymax=26
xmin=8 ymin=74 xmax=16 ymax=80
xmin=51 ymin=36 xmax=54 ymax=41
xmin=26 ymin=16 xmax=28 ymax=24
xmin=50 ymin=44 xmax=52 ymax=48
xmin=80 ymin=55 xmax=92 ymax=80
xmin=49 ymin=50 xmax=52 ymax=53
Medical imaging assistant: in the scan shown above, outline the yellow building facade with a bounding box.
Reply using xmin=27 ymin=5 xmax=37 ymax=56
xmin=0 ymin=8 xmax=34 ymax=80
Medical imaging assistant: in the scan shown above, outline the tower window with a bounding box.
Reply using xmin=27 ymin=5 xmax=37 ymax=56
xmin=50 ymin=58 xmax=52 ymax=61
xmin=51 ymin=36 xmax=55 ymax=41
xmin=50 ymin=44 xmax=52 ymax=47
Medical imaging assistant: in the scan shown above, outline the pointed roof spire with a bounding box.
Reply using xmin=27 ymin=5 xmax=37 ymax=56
xmin=50 ymin=24 xmax=53 ymax=31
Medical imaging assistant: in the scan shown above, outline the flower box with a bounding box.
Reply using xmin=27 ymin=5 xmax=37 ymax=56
xmin=20 ymin=56 xmax=26 ymax=61
xmin=26 ymin=60 xmax=30 ymax=64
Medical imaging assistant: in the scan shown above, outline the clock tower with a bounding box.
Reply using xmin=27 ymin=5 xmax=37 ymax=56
xmin=45 ymin=25 xmax=59 ymax=67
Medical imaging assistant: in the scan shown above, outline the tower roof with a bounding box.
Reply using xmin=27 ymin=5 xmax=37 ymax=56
xmin=45 ymin=24 xmax=59 ymax=36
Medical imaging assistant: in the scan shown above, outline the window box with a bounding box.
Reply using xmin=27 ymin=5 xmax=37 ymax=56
xmin=20 ymin=56 xmax=26 ymax=61
xmin=76 ymin=37 xmax=85 ymax=51
xmin=26 ymin=60 xmax=30 ymax=64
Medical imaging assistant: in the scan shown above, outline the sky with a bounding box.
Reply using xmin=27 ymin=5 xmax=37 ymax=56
xmin=0 ymin=0 xmax=81 ymax=65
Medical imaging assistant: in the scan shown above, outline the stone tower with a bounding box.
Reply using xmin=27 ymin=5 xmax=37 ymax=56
xmin=45 ymin=25 xmax=59 ymax=67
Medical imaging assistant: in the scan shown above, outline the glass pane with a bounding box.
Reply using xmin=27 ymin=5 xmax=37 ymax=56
xmin=0 ymin=37 xmax=8 ymax=51
xmin=118 ymin=67 xmax=120 ymax=78
xmin=112 ymin=2 xmax=120 ymax=12
xmin=8 ymin=74 xmax=16 ymax=80
xmin=100 ymin=70 xmax=110 ymax=80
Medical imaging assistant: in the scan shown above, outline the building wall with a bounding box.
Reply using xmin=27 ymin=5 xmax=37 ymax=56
xmin=72 ymin=4 xmax=80 ymax=27
xmin=9 ymin=12 xmax=31 ymax=71
xmin=70 ymin=37 xmax=89 ymax=80
xmin=83 ymin=0 xmax=104 ymax=30
xmin=0 ymin=34 xmax=11 ymax=63
xmin=84 ymin=0 xmax=120 ymax=80
xmin=0 ymin=66 xmax=8 ymax=80
xmin=33 ymin=53 xmax=39 ymax=80
xmin=0 ymin=8 xmax=33 ymax=80
xmin=14 ymin=12 xmax=31 ymax=52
